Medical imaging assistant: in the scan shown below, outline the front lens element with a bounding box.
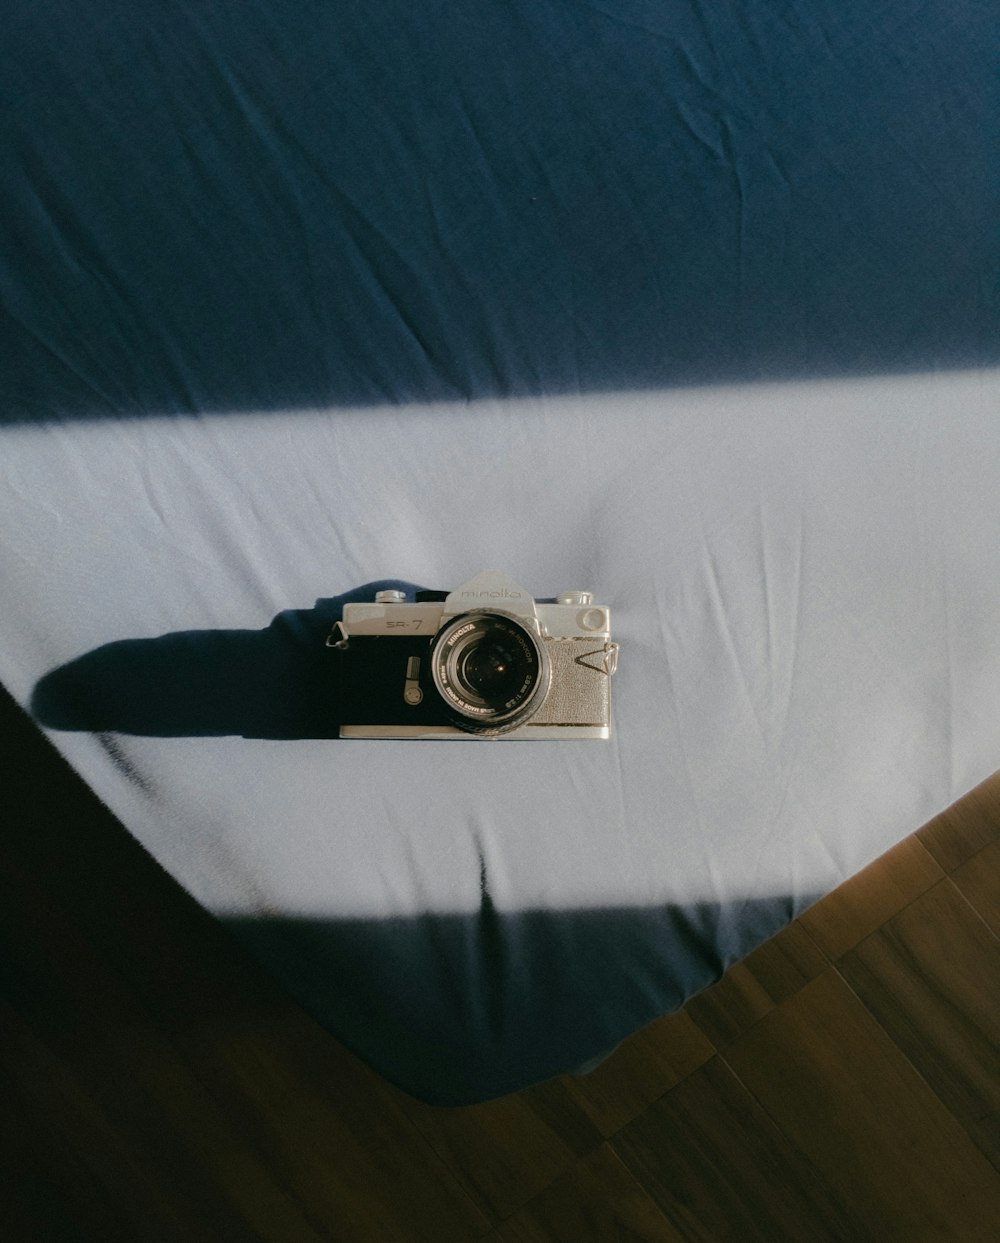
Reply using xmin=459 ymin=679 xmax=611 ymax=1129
xmin=458 ymin=637 xmax=524 ymax=702
xmin=430 ymin=611 xmax=550 ymax=733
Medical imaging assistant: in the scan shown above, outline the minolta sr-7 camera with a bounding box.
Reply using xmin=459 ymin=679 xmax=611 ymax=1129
xmin=328 ymin=571 xmax=618 ymax=739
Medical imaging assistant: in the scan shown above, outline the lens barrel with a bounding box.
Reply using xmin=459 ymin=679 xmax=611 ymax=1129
xmin=430 ymin=611 xmax=550 ymax=734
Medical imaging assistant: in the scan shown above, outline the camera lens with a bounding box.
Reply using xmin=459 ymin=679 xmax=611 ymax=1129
xmin=430 ymin=611 xmax=550 ymax=734
xmin=458 ymin=637 xmax=524 ymax=702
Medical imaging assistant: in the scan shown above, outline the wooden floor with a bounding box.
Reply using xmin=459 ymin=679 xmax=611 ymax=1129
xmin=2 ymin=686 xmax=999 ymax=1241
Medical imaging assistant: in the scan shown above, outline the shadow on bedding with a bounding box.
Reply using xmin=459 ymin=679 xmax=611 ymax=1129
xmin=32 ymin=583 xmax=421 ymax=740
xmin=2 ymin=0 xmax=996 ymax=422
xmin=220 ymin=893 xmax=823 ymax=1107
xmin=3 ymin=681 xmax=824 ymax=1108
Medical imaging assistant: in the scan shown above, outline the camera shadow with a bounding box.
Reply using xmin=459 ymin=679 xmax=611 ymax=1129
xmin=31 ymin=582 xmax=422 ymax=740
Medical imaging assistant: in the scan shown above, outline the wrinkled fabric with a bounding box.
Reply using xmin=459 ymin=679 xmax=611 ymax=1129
xmin=1 ymin=1 xmax=998 ymax=1102
xmin=2 ymin=0 xmax=995 ymax=419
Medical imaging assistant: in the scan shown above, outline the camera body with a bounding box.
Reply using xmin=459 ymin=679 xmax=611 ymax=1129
xmin=331 ymin=571 xmax=618 ymax=739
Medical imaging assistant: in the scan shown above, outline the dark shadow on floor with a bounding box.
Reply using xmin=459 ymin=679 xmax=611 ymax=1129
xmin=3 ymin=0 xmax=996 ymax=423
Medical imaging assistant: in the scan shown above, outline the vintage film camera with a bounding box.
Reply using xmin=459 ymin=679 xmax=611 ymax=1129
xmin=329 ymin=571 xmax=618 ymax=739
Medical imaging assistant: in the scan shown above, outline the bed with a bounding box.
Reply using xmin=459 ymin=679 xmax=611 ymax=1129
xmin=2 ymin=0 xmax=997 ymax=1103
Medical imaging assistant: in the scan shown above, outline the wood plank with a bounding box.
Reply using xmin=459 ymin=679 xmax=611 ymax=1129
xmin=952 ymin=837 xmax=1000 ymax=937
xmin=685 ymin=919 xmax=827 ymax=1048
xmin=160 ymin=1016 xmax=493 ymax=1243
xmin=724 ymin=969 xmax=1000 ymax=1240
xmin=612 ymin=1056 xmax=861 ymax=1241
xmin=556 ymin=1009 xmax=714 ymax=1138
xmin=0 ymin=1052 xmax=144 ymax=1243
xmin=916 ymin=768 xmax=1000 ymax=872
xmin=0 ymin=998 xmax=276 ymax=1243
xmin=517 ymin=1077 xmax=606 ymax=1157
xmin=797 ymin=834 xmax=943 ymax=960
xmin=839 ymin=878 xmax=1000 ymax=1170
xmin=0 ymin=867 xmax=331 ymax=1243
xmin=399 ymin=1090 xmax=581 ymax=1224
xmin=492 ymin=1145 xmax=686 ymax=1243
xmin=0 ymin=882 xmax=490 ymax=1243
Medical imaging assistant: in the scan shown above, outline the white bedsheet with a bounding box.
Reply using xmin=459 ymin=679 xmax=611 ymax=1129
xmin=4 ymin=369 xmax=999 ymax=1098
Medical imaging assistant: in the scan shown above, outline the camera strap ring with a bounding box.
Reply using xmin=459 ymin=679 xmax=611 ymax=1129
xmin=325 ymin=620 xmax=350 ymax=650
